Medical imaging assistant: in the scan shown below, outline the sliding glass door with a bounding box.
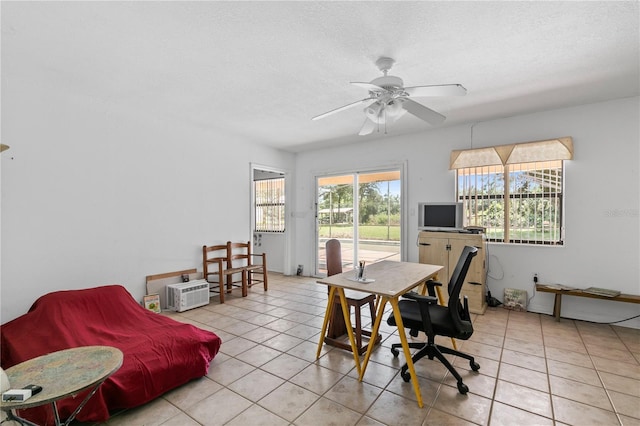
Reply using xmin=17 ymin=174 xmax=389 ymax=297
xmin=316 ymin=169 xmax=402 ymax=275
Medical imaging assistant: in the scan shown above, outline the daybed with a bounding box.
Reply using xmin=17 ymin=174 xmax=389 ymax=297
xmin=0 ymin=285 xmax=221 ymax=424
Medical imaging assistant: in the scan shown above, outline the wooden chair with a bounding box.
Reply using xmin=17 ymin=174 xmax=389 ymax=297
xmin=324 ymin=239 xmax=381 ymax=355
xmin=203 ymin=244 xmax=246 ymax=303
xmin=227 ymin=241 xmax=268 ymax=293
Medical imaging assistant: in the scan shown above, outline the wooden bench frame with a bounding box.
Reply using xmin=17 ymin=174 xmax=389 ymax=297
xmin=536 ymin=284 xmax=640 ymax=321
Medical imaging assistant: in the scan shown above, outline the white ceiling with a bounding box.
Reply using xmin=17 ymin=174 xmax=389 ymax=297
xmin=2 ymin=1 xmax=639 ymax=152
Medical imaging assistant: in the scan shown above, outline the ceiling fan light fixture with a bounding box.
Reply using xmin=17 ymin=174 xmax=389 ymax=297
xmin=385 ymin=99 xmax=404 ymax=117
xmin=364 ymin=102 xmax=385 ymax=123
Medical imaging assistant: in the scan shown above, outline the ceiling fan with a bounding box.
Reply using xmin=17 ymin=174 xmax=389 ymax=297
xmin=312 ymin=57 xmax=466 ymax=135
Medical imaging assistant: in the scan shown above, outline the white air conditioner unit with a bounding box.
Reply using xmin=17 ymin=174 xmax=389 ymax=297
xmin=166 ymin=280 xmax=210 ymax=312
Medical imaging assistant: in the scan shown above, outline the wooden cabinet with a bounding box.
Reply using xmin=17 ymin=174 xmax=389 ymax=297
xmin=418 ymin=231 xmax=487 ymax=314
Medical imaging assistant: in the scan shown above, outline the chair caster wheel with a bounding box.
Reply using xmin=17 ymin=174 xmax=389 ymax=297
xmin=457 ymin=382 xmax=469 ymax=394
xmin=470 ymin=361 xmax=480 ymax=371
xmin=390 ymin=347 xmax=399 ymax=358
xmin=401 ymin=370 xmax=411 ymax=382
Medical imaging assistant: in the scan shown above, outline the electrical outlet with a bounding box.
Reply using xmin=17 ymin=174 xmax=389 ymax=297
xmin=533 ymin=273 xmax=538 ymax=284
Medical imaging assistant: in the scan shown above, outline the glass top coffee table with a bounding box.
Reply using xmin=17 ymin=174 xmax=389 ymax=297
xmin=0 ymin=345 xmax=123 ymax=426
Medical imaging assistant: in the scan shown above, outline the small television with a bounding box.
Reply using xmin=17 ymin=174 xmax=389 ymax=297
xmin=418 ymin=202 xmax=464 ymax=231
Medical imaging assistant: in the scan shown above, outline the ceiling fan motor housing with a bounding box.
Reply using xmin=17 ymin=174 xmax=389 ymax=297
xmin=370 ymin=75 xmax=404 ymax=91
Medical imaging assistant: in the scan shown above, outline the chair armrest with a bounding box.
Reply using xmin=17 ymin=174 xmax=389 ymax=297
xmin=402 ymin=291 xmax=438 ymax=305
xmin=425 ymin=279 xmax=443 ymax=297
xmin=402 ymin=292 xmax=437 ymax=336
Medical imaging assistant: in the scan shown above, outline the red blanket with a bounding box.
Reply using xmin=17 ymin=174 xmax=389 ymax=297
xmin=1 ymin=285 xmax=221 ymax=424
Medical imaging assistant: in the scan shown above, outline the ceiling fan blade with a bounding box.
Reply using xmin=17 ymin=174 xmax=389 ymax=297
xmin=404 ymin=84 xmax=467 ymax=97
xmin=402 ymin=99 xmax=446 ymax=125
xmin=351 ymin=82 xmax=385 ymax=92
xmin=358 ymin=118 xmax=377 ymax=136
xmin=312 ymin=98 xmax=375 ymax=121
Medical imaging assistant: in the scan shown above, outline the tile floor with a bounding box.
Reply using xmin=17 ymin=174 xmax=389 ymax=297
xmin=12 ymin=273 xmax=640 ymax=425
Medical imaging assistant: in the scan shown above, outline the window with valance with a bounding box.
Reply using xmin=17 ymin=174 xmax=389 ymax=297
xmin=450 ymin=137 xmax=573 ymax=245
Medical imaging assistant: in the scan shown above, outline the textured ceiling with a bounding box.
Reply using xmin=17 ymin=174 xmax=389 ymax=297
xmin=2 ymin=1 xmax=639 ymax=152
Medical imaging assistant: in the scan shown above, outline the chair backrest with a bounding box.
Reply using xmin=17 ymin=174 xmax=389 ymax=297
xmin=446 ymin=245 xmax=478 ymax=335
xmin=325 ymin=239 xmax=342 ymax=277
xmin=203 ymin=244 xmax=227 ymax=263
xmin=203 ymin=244 xmax=227 ymax=281
xmin=227 ymin=241 xmax=252 ymax=268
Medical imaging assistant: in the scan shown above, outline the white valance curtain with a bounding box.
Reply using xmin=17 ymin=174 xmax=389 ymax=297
xmin=449 ymin=137 xmax=573 ymax=169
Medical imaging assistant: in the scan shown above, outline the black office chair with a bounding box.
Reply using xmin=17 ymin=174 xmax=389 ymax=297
xmin=387 ymin=245 xmax=480 ymax=394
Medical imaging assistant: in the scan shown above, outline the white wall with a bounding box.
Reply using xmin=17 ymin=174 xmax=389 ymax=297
xmin=294 ymin=97 xmax=640 ymax=328
xmin=1 ymin=75 xmax=295 ymax=323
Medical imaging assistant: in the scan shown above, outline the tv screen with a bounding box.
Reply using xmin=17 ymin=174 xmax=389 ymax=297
xmin=425 ymin=204 xmax=457 ymax=227
xmin=418 ymin=202 xmax=463 ymax=230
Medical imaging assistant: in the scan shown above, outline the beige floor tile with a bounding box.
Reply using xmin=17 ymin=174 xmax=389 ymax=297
xmin=284 ymin=323 xmax=321 ymax=340
xmin=498 ymin=362 xmax=549 ymax=392
xmin=494 ymin=379 xmax=552 ymax=418
xmin=423 ymin=407 xmax=478 ymax=425
xmin=262 ymin=332 xmax=305 ymax=352
xmin=219 ymin=335 xmax=258 ymax=356
xmin=366 ymin=343 xmax=408 ymax=369
xmin=258 ymin=382 xmax=321 ymax=422
xmin=227 ymin=369 xmax=286 ymax=402
xmin=505 ymin=328 xmax=544 ymax=344
xmin=355 ymin=416 xmax=386 ymax=426
xmin=159 ymin=412 xmax=202 ymax=426
xmin=608 ymin=390 xmax=640 ymax=419
xmin=243 ymin=312 xmax=280 ymax=326
xmin=591 ymin=355 xmax=640 ymax=380
xmin=441 ymin=366 xmax=497 ymax=399
xmin=468 ymin=329 xmax=505 ymax=347
xmin=431 ymin=383 xmax=492 ymax=425
xmin=348 ymin=360 xmax=399 ymax=389
xmin=549 ymin=375 xmax=613 ymax=411
xmin=600 ymin=371 xmax=640 ymax=398
xmin=264 ymin=318 xmax=300 ymax=332
xmin=552 ymin=395 xmax=619 ymax=425
xmin=501 ymin=348 xmax=547 ymax=373
xmin=206 ymin=357 xmax=256 ymax=386
xmin=294 ymin=396 xmax=364 ymax=426
xmin=585 ymin=334 xmax=629 ymax=351
xmin=187 ymin=388 xmax=253 ymax=426
xmin=503 ymin=336 xmax=545 ymax=357
xmin=261 ymin=352 xmax=311 ymax=380
xmin=236 ymin=343 xmax=282 ymax=367
xmin=459 ymin=339 xmax=503 ymax=361
xmin=241 ymin=326 xmax=282 ymax=343
xmin=287 ymin=339 xmax=330 ymax=362
xmin=106 ymin=398 xmax=182 ymax=426
xmin=225 ymin=403 xmax=289 ymax=426
xmin=324 ymin=375 xmax=384 ymax=414
xmin=412 ymin=356 xmax=452 ymax=382
xmin=620 ymin=414 xmax=640 ymax=425
xmin=489 ymin=401 xmax=554 ymax=426
xmin=544 ymin=345 xmax=593 ymax=368
xmin=290 ymin=364 xmax=344 ymax=395
xmin=316 ymin=348 xmax=360 ymax=375
xmin=586 ymin=344 xmax=639 ymax=364
xmin=543 ymin=334 xmax=588 ymax=354
xmin=384 ymin=369 xmax=441 ymax=405
xmin=365 ymin=390 xmax=428 ymax=425
xmin=162 ymin=376 xmax=223 ymax=411
xmin=454 ymin=354 xmax=500 ymax=378
xmin=283 ymin=311 xmax=317 ymax=323
xmin=547 ymin=359 xmax=603 ymax=387
xmin=472 ymin=321 xmax=507 ymax=337
xmin=211 ymin=315 xmax=243 ymax=330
